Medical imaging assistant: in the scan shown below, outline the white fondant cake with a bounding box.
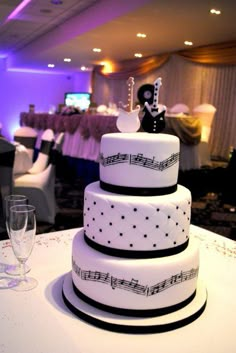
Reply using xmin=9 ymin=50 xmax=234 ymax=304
xmin=84 ymin=182 xmax=191 ymax=253
xmin=72 ymin=229 xmax=199 ymax=312
xmin=65 ymin=132 xmax=206 ymax=331
xmin=100 ymin=133 xmax=179 ymax=189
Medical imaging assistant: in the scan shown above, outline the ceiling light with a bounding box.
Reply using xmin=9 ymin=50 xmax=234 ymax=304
xmin=93 ymin=48 xmax=102 ymax=52
xmin=64 ymin=58 xmax=71 ymax=62
xmin=137 ymin=33 xmax=146 ymax=38
xmin=210 ymin=8 xmax=221 ymax=15
xmin=48 ymin=64 xmax=55 ymax=68
xmin=7 ymin=0 xmax=32 ymax=20
xmin=51 ymin=0 xmax=63 ymax=4
xmin=134 ymin=53 xmax=143 ymax=58
xmin=184 ymin=41 xmax=193 ymax=46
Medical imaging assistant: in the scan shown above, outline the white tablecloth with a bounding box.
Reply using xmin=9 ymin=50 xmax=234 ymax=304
xmin=0 ymin=226 xmax=235 ymax=353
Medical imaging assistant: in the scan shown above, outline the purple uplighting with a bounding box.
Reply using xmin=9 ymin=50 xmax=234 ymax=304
xmin=7 ymin=0 xmax=32 ymax=20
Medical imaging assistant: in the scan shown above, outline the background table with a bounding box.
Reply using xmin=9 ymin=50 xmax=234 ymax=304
xmin=0 ymin=226 xmax=235 ymax=353
xmin=21 ymin=112 xmax=201 ymax=170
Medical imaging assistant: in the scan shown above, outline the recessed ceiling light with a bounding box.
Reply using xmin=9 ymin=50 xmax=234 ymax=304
xmin=93 ymin=48 xmax=102 ymax=52
xmin=137 ymin=33 xmax=146 ymax=38
xmin=64 ymin=58 xmax=71 ymax=62
xmin=210 ymin=8 xmax=221 ymax=15
xmin=51 ymin=0 xmax=63 ymax=4
xmin=184 ymin=41 xmax=193 ymax=46
xmin=134 ymin=53 xmax=143 ymax=58
xmin=48 ymin=64 xmax=55 ymax=68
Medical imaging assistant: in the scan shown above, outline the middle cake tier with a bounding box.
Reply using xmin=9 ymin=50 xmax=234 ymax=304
xmin=84 ymin=181 xmax=191 ymax=258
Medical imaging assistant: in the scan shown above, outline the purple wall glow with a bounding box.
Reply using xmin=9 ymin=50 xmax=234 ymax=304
xmin=0 ymin=64 xmax=91 ymax=140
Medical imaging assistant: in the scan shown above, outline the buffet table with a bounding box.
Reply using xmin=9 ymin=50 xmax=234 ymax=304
xmin=0 ymin=226 xmax=235 ymax=353
xmin=20 ymin=112 xmax=201 ymax=170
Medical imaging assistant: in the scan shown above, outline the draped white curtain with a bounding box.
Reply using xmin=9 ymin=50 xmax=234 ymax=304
xmin=92 ymin=54 xmax=236 ymax=160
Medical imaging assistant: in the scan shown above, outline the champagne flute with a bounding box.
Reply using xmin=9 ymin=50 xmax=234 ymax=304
xmin=9 ymin=204 xmax=38 ymax=291
xmin=5 ymin=195 xmax=30 ymax=276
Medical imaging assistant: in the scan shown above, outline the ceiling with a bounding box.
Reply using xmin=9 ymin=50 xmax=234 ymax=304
xmin=0 ymin=0 xmax=236 ymax=73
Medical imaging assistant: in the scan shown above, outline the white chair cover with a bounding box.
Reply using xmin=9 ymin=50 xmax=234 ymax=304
xmin=14 ymin=164 xmax=56 ymax=224
xmin=169 ymin=103 xmax=190 ymax=115
xmin=193 ymin=103 xmax=217 ymax=166
xmin=14 ymin=126 xmax=37 ymax=161
xmin=28 ymin=129 xmax=54 ymax=174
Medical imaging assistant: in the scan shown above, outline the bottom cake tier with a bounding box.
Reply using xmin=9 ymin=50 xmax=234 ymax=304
xmin=71 ymin=229 xmax=200 ymax=316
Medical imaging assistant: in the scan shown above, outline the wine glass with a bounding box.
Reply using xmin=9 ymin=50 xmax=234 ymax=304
xmin=9 ymin=204 xmax=38 ymax=291
xmin=5 ymin=195 xmax=30 ymax=276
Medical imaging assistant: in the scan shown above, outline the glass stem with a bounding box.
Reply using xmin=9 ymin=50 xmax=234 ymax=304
xmin=20 ymin=262 xmax=26 ymax=282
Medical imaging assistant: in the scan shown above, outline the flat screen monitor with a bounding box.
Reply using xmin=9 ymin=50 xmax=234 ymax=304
xmin=64 ymin=92 xmax=91 ymax=111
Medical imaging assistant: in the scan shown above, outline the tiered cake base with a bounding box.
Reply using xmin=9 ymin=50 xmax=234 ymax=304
xmin=62 ymin=272 xmax=207 ymax=334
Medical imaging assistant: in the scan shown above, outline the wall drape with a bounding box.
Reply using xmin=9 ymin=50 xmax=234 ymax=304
xmin=92 ymin=41 xmax=236 ymax=160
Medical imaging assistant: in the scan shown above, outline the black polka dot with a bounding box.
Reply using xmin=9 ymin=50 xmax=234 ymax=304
xmin=183 ymin=211 xmax=186 ymax=215
xmin=173 ymin=241 xmax=176 ymax=245
xmin=156 ymin=208 xmax=160 ymax=212
xmin=92 ymin=218 xmax=95 ymax=221
xmin=87 ymin=224 xmax=89 ymax=227
xmin=111 ymin=205 xmax=114 ymax=208
xmin=145 ymin=216 xmax=149 ymax=220
xmin=92 ymin=236 xmax=95 ymax=239
xmin=168 ymin=215 xmax=171 ymax=219
xmin=119 ymin=233 xmax=123 ymax=236
xmin=109 ymin=222 xmax=112 ymax=226
xmin=133 ymin=208 xmax=137 ymax=212
xmin=101 ymin=212 xmax=104 ymax=215
xmin=108 ymin=240 xmax=111 ymax=244
xmin=156 ymin=225 xmax=159 ymax=228
xmin=165 ymin=233 xmax=168 ymax=237
xmin=176 ymin=206 xmax=179 ymax=209
xmin=93 ymin=201 xmax=96 ymax=205
xmin=176 ymin=222 xmax=178 ymax=226
xmin=133 ymin=225 xmax=136 ymax=229
xmin=153 ymin=244 xmax=157 ymax=247
xmin=129 ymin=244 xmax=133 ymax=247
xmin=99 ymin=229 xmax=102 ymax=232
xmin=144 ymin=234 xmax=147 ymax=238
xmin=87 ymin=207 xmax=90 ymax=211
xmin=182 ymin=229 xmax=185 ymax=232
xmin=121 ymin=215 xmax=125 ymax=219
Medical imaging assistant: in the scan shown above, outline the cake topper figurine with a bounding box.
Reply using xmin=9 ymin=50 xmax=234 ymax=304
xmin=141 ymin=77 xmax=166 ymax=133
xmin=116 ymin=77 xmax=140 ymax=133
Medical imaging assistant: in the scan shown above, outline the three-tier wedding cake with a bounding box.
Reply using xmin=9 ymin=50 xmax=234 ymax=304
xmin=62 ymin=77 xmax=207 ymax=333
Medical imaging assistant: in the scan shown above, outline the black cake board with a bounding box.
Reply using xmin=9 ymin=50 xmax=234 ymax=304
xmin=62 ymin=271 xmax=207 ymax=334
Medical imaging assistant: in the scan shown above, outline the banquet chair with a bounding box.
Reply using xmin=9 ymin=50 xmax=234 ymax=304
xmin=0 ymin=138 xmax=15 ymax=233
xmin=13 ymin=129 xmax=56 ymax=224
xmin=27 ymin=128 xmax=55 ymax=174
xmin=169 ymin=103 xmax=190 ymax=115
xmin=14 ymin=126 xmax=37 ymax=161
xmin=193 ymin=103 xmax=217 ymax=166
xmin=14 ymin=163 xmax=56 ymax=224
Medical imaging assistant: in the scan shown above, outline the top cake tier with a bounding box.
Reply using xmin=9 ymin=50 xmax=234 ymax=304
xmin=99 ymin=133 xmax=180 ymax=195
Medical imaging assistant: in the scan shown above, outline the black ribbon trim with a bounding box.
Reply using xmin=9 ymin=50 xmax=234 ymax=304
xmin=14 ymin=136 xmax=36 ymax=149
xmin=72 ymin=281 xmax=196 ymax=318
xmin=84 ymin=234 xmax=189 ymax=259
xmin=100 ymin=180 xmax=177 ymax=196
xmin=40 ymin=140 xmax=54 ymax=155
xmin=62 ymin=286 xmax=206 ymax=334
xmin=0 ymin=150 xmax=15 ymax=167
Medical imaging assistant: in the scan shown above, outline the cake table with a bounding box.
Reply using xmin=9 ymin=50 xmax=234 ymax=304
xmin=0 ymin=226 xmax=235 ymax=353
